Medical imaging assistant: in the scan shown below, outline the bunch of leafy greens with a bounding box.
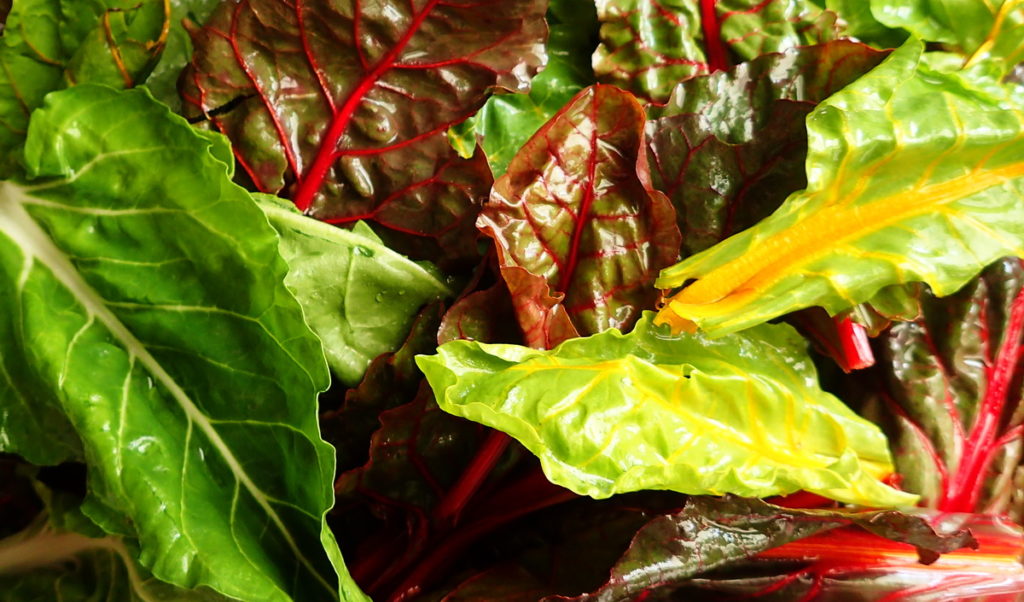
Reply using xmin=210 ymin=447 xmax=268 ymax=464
xmin=2 ymin=0 xmax=1024 ymax=600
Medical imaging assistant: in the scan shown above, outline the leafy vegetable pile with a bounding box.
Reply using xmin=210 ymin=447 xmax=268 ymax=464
xmin=3 ymin=0 xmax=1024 ymax=600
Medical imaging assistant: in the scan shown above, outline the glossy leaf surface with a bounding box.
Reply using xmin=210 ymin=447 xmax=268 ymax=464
xmin=680 ymin=514 xmax=1022 ymax=600
xmin=0 ymin=86 xmax=362 ymax=601
xmin=593 ymin=0 xmax=839 ymax=103
xmin=180 ymin=0 xmax=546 ymax=254
xmin=870 ymin=0 xmax=1024 ymax=73
xmin=647 ymin=41 xmax=887 ymax=256
xmin=259 ymin=197 xmax=451 ymax=386
xmin=479 ymin=85 xmax=680 ymax=347
xmin=656 ymin=40 xmax=1024 ymax=336
xmin=565 ymin=496 xmax=976 ymax=601
xmin=0 ymin=0 xmax=168 ymax=173
xmin=859 ymin=258 xmax=1024 ymax=514
xmin=449 ymin=0 xmax=599 ymax=178
xmin=417 ymin=313 xmax=915 ymax=506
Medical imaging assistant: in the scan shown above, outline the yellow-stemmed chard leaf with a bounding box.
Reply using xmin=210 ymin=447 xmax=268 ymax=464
xmin=416 ymin=313 xmax=916 ymax=507
xmin=655 ymin=39 xmax=1024 ymax=336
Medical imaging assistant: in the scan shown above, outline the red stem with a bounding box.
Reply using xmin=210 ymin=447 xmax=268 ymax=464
xmin=835 ymin=316 xmax=875 ymax=370
xmin=941 ymin=285 xmax=1024 ymax=512
xmin=699 ymin=0 xmax=729 ymax=73
xmin=387 ymin=469 xmax=576 ymax=602
xmin=433 ymin=430 xmax=511 ymax=525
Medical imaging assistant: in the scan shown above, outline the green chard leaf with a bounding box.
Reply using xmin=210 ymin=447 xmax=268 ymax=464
xmin=449 ymin=0 xmax=599 ymax=177
xmin=0 ymin=0 xmax=169 ymax=174
xmin=257 ymin=196 xmax=451 ymax=386
xmin=593 ymin=0 xmax=839 ymax=103
xmin=0 ymin=85 xmax=364 ymax=601
xmin=656 ymin=39 xmax=1024 ymax=336
xmin=869 ymin=0 xmax=1024 ymax=74
xmin=416 ymin=313 xmax=916 ymax=507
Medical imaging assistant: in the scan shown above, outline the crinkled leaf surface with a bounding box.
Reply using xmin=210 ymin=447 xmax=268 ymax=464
xmin=180 ymin=0 xmax=546 ymax=257
xmin=563 ymin=496 xmax=977 ymax=602
xmin=656 ymin=40 xmax=1024 ymax=336
xmin=417 ymin=313 xmax=915 ymax=506
xmin=0 ymin=85 xmax=364 ymax=601
xmin=479 ymin=85 xmax=680 ymax=348
xmin=258 ymin=196 xmax=451 ymax=386
xmin=438 ymin=281 xmax=524 ymax=346
xmin=870 ymin=0 xmax=1024 ymax=74
xmin=593 ymin=0 xmax=839 ymax=103
xmin=647 ymin=41 xmax=887 ymax=256
xmin=859 ymin=258 xmax=1024 ymax=513
xmin=449 ymin=0 xmax=599 ymax=178
xmin=0 ymin=0 xmax=169 ymax=174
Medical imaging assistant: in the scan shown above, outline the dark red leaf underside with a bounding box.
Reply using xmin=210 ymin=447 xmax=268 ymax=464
xmin=438 ymin=281 xmax=525 ymax=346
xmin=479 ymin=84 xmax=681 ymax=348
xmin=181 ymin=0 xmax=546 ymax=257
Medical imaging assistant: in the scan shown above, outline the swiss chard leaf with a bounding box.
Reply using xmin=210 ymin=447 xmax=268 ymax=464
xmin=143 ymin=0 xmax=222 ymax=108
xmin=859 ymin=258 xmax=1024 ymax=514
xmin=180 ymin=0 xmax=546 ymax=259
xmin=656 ymin=39 xmax=1024 ymax=336
xmin=593 ymin=0 xmax=840 ymax=103
xmin=563 ymin=496 xmax=976 ymax=601
xmin=869 ymin=0 xmax=1024 ymax=74
xmin=417 ymin=313 xmax=915 ymax=507
xmin=0 ymin=85 xmax=362 ymax=601
xmin=0 ymin=519 xmax=230 ymax=601
xmin=0 ymin=0 xmax=169 ymax=174
xmin=479 ymin=85 xmax=681 ymax=348
xmin=258 ymin=196 xmax=451 ymax=386
xmin=449 ymin=0 xmax=599 ymax=178
xmin=647 ymin=41 xmax=888 ymax=256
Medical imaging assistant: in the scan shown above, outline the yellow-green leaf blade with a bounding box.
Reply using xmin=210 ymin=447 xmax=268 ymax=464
xmin=655 ymin=39 xmax=1024 ymax=336
xmin=416 ymin=313 xmax=916 ymax=508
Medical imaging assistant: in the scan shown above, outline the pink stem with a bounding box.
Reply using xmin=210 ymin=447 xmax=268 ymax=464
xmin=699 ymin=0 xmax=729 ymax=73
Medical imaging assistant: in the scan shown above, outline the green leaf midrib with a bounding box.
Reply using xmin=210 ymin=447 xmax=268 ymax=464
xmin=0 ymin=181 xmax=338 ymax=599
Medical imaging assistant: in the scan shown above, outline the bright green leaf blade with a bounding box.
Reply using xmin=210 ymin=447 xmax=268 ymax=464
xmin=870 ymin=0 xmax=1024 ymax=72
xmin=0 ymin=85 xmax=366 ymax=602
xmin=449 ymin=0 xmax=598 ymax=177
xmin=0 ymin=0 xmax=169 ymax=174
xmin=656 ymin=39 xmax=1024 ymax=336
xmin=416 ymin=313 xmax=916 ymax=507
xmin=257 ymin=195 xmax=451 ymax=386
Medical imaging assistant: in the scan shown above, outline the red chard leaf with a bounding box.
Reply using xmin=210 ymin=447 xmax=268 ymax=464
xmin=561 ymin=496 xmax=979 ymax=602
xmin=861 ymin=258 xmax=1024 ymax=514
xmin=684 ymin=515 xmax=1023 ymax=600
xmin=180 ymin=0 xmax=546 ymax=257
xmin=647 ymin=41 xmax=887 ymax=257
xmin=438 ymin=281 xmax=525 ymax=346
xmin=479 ymin=85 xmax=681 ymax=347
xmin=594 ymin=0 xmax=842 ymax=103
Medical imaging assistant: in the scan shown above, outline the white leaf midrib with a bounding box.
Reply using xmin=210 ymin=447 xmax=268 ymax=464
xmin=0 ymin=182 xmax=336 ymax=598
